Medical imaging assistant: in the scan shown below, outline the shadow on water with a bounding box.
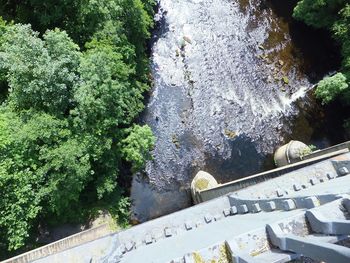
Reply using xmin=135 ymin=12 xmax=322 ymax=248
xmin=141 ymin=5 xmax=170 ymax=112
xmin=203 ymin=134 xmax=267 ymax=183
xmin=285 ymin=95 xmax=350 ymax=150
xmin=289 ymin=23 xmax=342 ymax=82
xmin=267 ymin=0 xmax=342 ymax=82
xmin=131 ymin=134 xmax=268 ymax=222
xmin=146 ymin=2 xmax=170 ymax=55
xmin=266 ymin=0 xmax=346 ymax=149
xmin=130 ymin=174 xmax=191 ymax=223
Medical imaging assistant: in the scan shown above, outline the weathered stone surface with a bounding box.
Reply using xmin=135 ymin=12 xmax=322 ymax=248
xmin=191 ymin=171 xmax=218 ymax=204
xmin=274 ymin=141 xmax=311 ymax=167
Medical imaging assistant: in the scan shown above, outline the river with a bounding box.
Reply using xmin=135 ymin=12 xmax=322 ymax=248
xmin=130 ymin=0 xmax=342 ymax=222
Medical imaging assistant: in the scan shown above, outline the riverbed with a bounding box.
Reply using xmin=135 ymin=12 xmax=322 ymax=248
xmin=130 ymin=0 xmax=342 ymax=222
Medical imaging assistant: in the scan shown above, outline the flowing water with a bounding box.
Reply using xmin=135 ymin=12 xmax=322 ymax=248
xmin=130 ymin=0 xmax=341 ymax=222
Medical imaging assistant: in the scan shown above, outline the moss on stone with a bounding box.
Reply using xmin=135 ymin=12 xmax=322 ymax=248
xmin=192 ymin=243 xmax=231 ymax=263
xmin=195 ymin=178 xmax=209 ymax=190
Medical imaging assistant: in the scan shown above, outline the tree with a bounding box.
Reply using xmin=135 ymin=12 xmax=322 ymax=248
xmin=0 ymin=25 xmax=80 ymax=115
xmin=121 ymin=125 xmax=155 ymax=172
xmin=0 ymin=17 xmax=9 ymax=102
xmin=73 ymin=44 xmax=144 ymax=133
xmin=0 ymin=109 xmax=92 ymax=250
xmin=0 ymin=110 xmax=41 ymax=251
xmin=0 ymin=0 xmax=81 ymax=35
xmin=117 ymin=0 xmax=154 ymax=80
xmin=0 ymin=0 xmax=155 ymax=256
xmin=293 ymin=0 xmax=346 ymax=28
xmin=0 ymin=16 xmax=7 ymax=46
xmin=71 ymin=43 xmax=150 ymax=199
xmin=332 ymin=4 xmax=350 ymax=71
xmin=73 ymin=0 xmax=125 ymax=45
xmin=315 ymin=73 xmax=349 ymax=104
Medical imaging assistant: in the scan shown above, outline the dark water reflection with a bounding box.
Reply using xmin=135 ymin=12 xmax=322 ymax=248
xmin=203 ymin=135 xmax=265 ymax=183
xmin=267 ymin=0 xmax=341 ymax=81
xmin=131 ymin=0 xmax=342 ymax=222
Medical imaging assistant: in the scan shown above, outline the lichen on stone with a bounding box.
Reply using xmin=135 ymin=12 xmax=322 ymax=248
xmin=193 ymin=252 xmax=205 ymax=263
xmin=192 ymin=243 xmax=231 ymax=263
xmin=218 ymin=243 xmax=231 ymax=263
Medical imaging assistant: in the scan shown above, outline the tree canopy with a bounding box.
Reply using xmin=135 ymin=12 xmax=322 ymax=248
xmin=293 ymin=0 xmax=347 ymax=29
xmin=0 ymin=0 xmax=155 ymax=256
xmin=315 ymin=73 xmax=348 ymax=104
xmin=0 ymin=26 xmax=80 ymax=115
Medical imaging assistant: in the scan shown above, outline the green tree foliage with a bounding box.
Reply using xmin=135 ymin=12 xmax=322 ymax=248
xmin=294 ymin=1 xmax=350 ymax=105
xmin=0 ymin=110 xmax=41 ymax=251
xmin=0 ymin=109 xmax=92 ymax=250
xmin=0 ymin=25 xmax=80 ymax=115
xmin=332 ymin=4 xmax=350 ymax=71
xmin=0 ymin=0 xmax=155 ymax=49
xmin=71 ymin=42 xmax=152 ymax=200
xmin=0 ymin=17 xmax=8 ymax=102
xmin=73 ymin=45 xmax=142 ymax=133
xmin=0 ymin=16 xmax=7 ymax=46
xmin=293 ymin=0 xmax=347 ymax=28
xmin=315 ymin=73 xmax=349 ymax=103
xmin=73 ymin=0 xmax=124 ymax=45
xmin=0 ymin=0 xmax=80 ymax=36
xmin=121 ymin=125 xmax=155 ymax=172
xmin=0 ymin=0 xmax=155 ymax=255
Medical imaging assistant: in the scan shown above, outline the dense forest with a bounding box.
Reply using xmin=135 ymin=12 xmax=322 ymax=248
xmin=0 ymin=0 xmax=155 ymax=258
xmin=293 ymin=0 xmax=350 ymax=130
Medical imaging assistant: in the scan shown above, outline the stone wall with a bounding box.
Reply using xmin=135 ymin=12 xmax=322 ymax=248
xmin=3 ymin=224 xmax=111 ymax=263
